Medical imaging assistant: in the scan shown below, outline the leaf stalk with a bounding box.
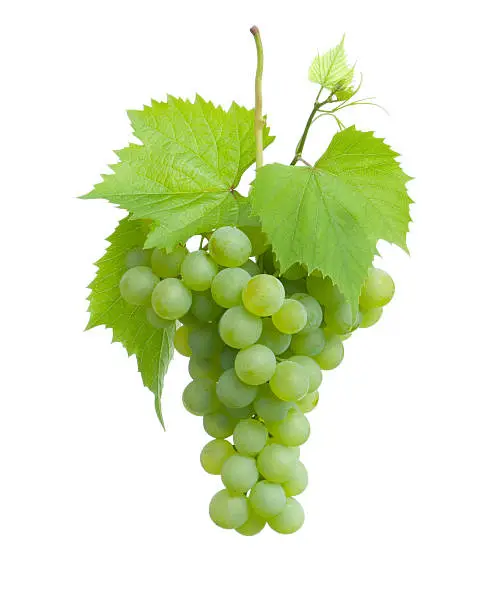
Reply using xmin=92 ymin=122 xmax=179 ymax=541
xmin=250 ymin=25 xmax=264 ymax=169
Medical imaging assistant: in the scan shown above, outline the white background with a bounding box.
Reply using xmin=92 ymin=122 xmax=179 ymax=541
xmin=1 ymin=1 xmax=477 ymax=610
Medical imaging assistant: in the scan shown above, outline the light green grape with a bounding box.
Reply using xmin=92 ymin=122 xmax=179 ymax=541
xmin=120 ymin=266 xmax=158 ymax=306
xmin=290 ymin=293 xmax=323 ymax=330
xmin=174 ymin=325 xmax=192 ymax=357
xmin=220 ymin=346 xmax=238 ymax=370
xmin=297 ymin=390 xmax=319 ymax=413
xmin=218 ymin=306 xmax=263 ymax=349
xmin=188 ymin=324 xmax=223 ymax=358
xmin=234 ymin=344 xmax=277 ymax=386
xmin=191 ymin=291 xmax=224 ymax=322
xmin=253 ymin=386 xmax=294 ymax=423
xmin=203 ymin=411 xmax=236 ymax=439
xmin=216 ymin=369 xmax=258 ymax=410
xmin=145 ymin=307 xmax=171 ymax=329
xmin=288 ymin=355 xmax=322 ymax=391
xmin=269 ymin=408 xmax=310 ymax=447
xmin=233 ymin=419 xmax=268 ymax=456
xmin=209 ymin=489 xmax=248 ymax=529
xmin=151 ymin=278 xmax=192 ymax=319
xmin=242 ymin=274 xmax=285 ymax=317
xmin=125 ymin=248 xmax=151 ymax=269
xmin=282 ymin=461 xmax=308 ymax=497
xmin=182 ymin=378 xmax=221 ymax=416
xmin=290 ymin=328 xmax=326 ymax=357
xmin=239 ymin=226 xmax=269 ymax=256
xmin=282 ymin=263 xmax=307 ymax=280
xmin=249 ymin=481 xmax=286 ymax=519
xmin=269 ymin=361 xmax=309 ymax=402
xmin=235 ymin=505 xmax=266 ymax=535
xmin=360 ymin=306 xmax=383 ymax=328
xmin=211 ymin=268 xmax=251 ymax=308
xmin=208 ymin=226 xmax=252 ymax=267
xmin=221 ymin=455 xmax=259 ymax=493
xmin=257 ymin=443 xmax=299 ymax=483
xmin=259 ymin=318 xmax=291 ymax=355
xmin=360 ymin=267 xmax=395 ymax=309
xmin=325 ymin=301 xmax=361 ymax=334
xmin=188 ymin=354 xmax=222 ymax=381
xmin=151 ymin=244 xmax=187 ymax=278
xmin=200 ymin=440 xmax=235 ymax=475
xmin=268 ymin=498 xmax=305 ymax=534
xmin=271 ymin=299 xmax=308 ymax=335
xmin=241 ymin=259 xmax=261 ymax=276
xmin=306 ymin=273 xmax=343 ymax=307
xmin=181 ymin=251 xmax=218 ymax=291
xmin=314 ymin=332 xmax=344 ymax=370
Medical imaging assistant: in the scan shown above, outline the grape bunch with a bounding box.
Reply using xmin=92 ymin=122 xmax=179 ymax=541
xmin=118 ymin=226 xmax=395 ymax=535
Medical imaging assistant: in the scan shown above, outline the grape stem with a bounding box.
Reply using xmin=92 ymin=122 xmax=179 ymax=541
xmin=250 ymin=25 xmax=264 ymax=170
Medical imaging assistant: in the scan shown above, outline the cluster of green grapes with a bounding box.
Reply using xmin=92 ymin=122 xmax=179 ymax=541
xmin=119 ymin=225 xmax=395 ymax=535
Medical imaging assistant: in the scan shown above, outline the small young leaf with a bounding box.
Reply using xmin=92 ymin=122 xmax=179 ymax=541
xmin=309 ymin=36 xmax=354 ymax=91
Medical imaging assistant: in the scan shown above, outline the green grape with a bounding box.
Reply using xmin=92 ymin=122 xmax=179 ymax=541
xmin=208 ymin=226 xmax=252 ymax=267
xmin=253 ymin=386 xmax=293 ymax=423
xmin=268 ymin=498 xmax=305 ymax=534
xmin=209 ymin=489 xmax=248 ymax=529
xmin=282 ymin=462 xmax=308 ymax=497
xmin=233 ymin=419 xmax=268 ymax=456
xmin=272 ymin=299 xmax=308 ymax=334
xmin=203 ymin=411 xmax=236 ymax=439
xmin=216 ymin=369 xmax=258 ymax=410
xmin=218 ymin=306 xmax=263 ymax=349
xmin=234 ymin=344 xmax=277 ymax=386
xmin=242 ymin=274 xmax=285 ymax=317
xmin=211 ymin=268 xmax=251 ymax=308
xmin=188 ymin=354 xmax=222 ymax=381
xmin=269 ymin=408 xmax=310 ymax=447
xmin=225 ymin=404 xmax=254 ymax=420
xmin=145 ymin=307 xmax=171 ymax=329
xmin=182 ymin=378 xmax=221 ymax=416
xmin=282 ymin=263 xmax=307 ymax=280
xmin=249 ymin=481 xmax=286 ymax=519
xmin=259 ymin=318 xmax=291 ymax=355
xmin=269 ymin=361 xmax=309 ymax=402
xmin=119 ymin=266 xmax=158 ymax=306
xmin=290 ymin=293 xmax=323 ymax=330
xmin=174 ymin=325 xmax=192 ymax=357
xmin=241 ymin=259 xmax=261 ymax=276
xmin=306 ymin=273 xmax=343 ymax=308
xmin=125 ymin=248 xmax=151 ymax=269
xmin=191 ymin=291 xmax=224 ymax=322
xmin=239 ymin=226 xmax=269 ymax=256
xmin=360 ymin=306 xmax=383 ymax=328
xmin=235 ymin=505 xmax=266 ymax=536
xmin=151 ymin=244 xmax=187 ymax=278
xmin=360 ymin=267 xmax=395 ymax=309
xmin=257 ymin=443 xmax=299 ymax=483
xmin=314 ymin=333 xmax=344 ymax=370
xmin=188 ymin=324 xmax=223 ymax=358
xmin=200 ymin=440 xmax=235 ymax=475
xmin=281 ymin=278 xmax=307 ymax=296
xmin=221 ymin=455 xmax=259 ymax=493
xmin=325 ymin=301 xmax=361 ymax=334
xmin=220 ymin=346 xmax=238 ymax=370
xmin=288 ymin=355 xmax=322 ymax=392
xmin=297 ymin=390 xmax=319 ymax=413
xmin=181 ymin=251 xmax=218 ymax=291
xmin=290 ymin=328 xmax=326 ymax=357
xmin=151 ymin=278 xmax=192 ymax=320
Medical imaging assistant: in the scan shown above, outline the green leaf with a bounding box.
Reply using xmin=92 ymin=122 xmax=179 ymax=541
xmin=251 ymin=127 xmax=412 ymax=308
xmin=87 ymin=216 xmax=175 ymax=426
xmin=309 ymin=36 xmax=354 ymax=91
xmin=83 ymin=95 xmax=274 ymax=251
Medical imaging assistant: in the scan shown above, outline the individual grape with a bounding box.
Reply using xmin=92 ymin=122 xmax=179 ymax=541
xmin=211 ymin=267 xmax=251 ymax=308
xmin=282 ymin=462 xmax=308 ymax=497
xmin=314 ymin=332 xmax=344 ymax=370
xmin=220 ymin=346 xmax=238 ymax=370
xmin=297 ymin=390 xmax=319 ymax=413
xmin=218 ymin=306 xmax=262 ymax=349
xmin=239 ymin=226 xmax=269 ymax=256
xmin=221 ymin=455 xmax=259 ymax=493
xmin=281 ymin=278 xmax=307 ymax=296
xmin=203 ymin=411 xmax=236 ymax=439
xmin=290 ymin=293 xmax=323 ymax=330
xmin=268 ymin=498 xmax=305 ymax=534
xmin=269 ymin=408 xmax=310 ymax=447
xmin=145 ymin=307 xmax=171 ymax=329
xmin=234 ymin=344 xmax=277 ymax=386
xmin=272 ymin=299 xmax=308 ymax=334
xmin=282 ymin=263 xmax=307 ymax=280
xmin=188 ymin=354 xmax=222 ymax=381
xmin=241 ymin=259 xmax=261 ymax=276
xmin=209 ymin=489 xmax=248 ymax=529
xmin=216 ymin=369 xmax=258 ymax=410
xmin=120 ymin=266 xmax=158 ymax=306
xmin=151 ymin=278 xmax=192 ymax=320
xmin=325 ymin=301 xmax=361 ymax=334
xmin=208 ymin=226 xmax=252 ymax=267
xmin=253 ymin=386 xmax=294 ymax=423
xmin=242 ymin=274 xmax=285 ymax=317
xmin=257 ymin=443 xmax=299 ymax=483
xmin=181 ymin=251 xmax=218 ymax=291
xmin=188 ymin=324 xmax=223 ymax=358
xmin=360 ymin=306 xmax=383 ymax=328
xmin=200 ymin=440 xmax=235 ymax=475
xmin=191 ymin=291 xmax=224 ymax=322
xmin=306 ymin=273 xmax=342 ymax=308
xmin=269 ymin=361 xmax=309 ymax=402
xmin=151 ymin=244 xmax=187 ymax=278
xmin=360 ymin=267 xmax=395 ymax=309
xmin=174 ymin=325 xmax=192 ymax=357
xmin=233 ymin=419 xmax=268 ymax=456
xmin=259 ymin=318 xmax=291 ymax=355
xmin=288 ymin=355 xmax=322 ymax=391
xmin=235 ymin=505 xmax=266 ymax=536
xmin=249 ymin=481 xmax=286 ymax=519
xmin=125 ymin=248 xmax=151 ymax=269
xmin=182 ymin=378 xmax=221 ymax=416
xmin=290 ymin=328 xmax=326 ymax=357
